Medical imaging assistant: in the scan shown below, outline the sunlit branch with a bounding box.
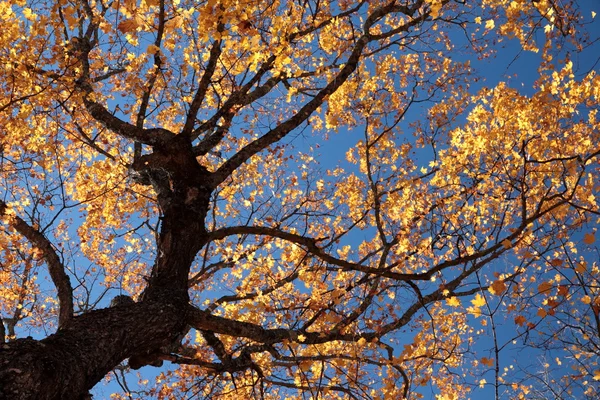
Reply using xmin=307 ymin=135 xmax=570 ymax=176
xmin=182 ymin=37 xmax=223 ymax=136
xmin=187 ymin=305 xmax=290 ymax=343
xmin=207 ymin=224 xmax=424 ymax=280
xmin=70 ymin=16 xmax=175 ymax=148
xmin=207 ymin=224 xmax=529 ymax=283
xmin=0 ymin=200 xmax=73 ymax=328
xmin=82 ymin=98 xmax=175 ymax=148
xmin=206 ymin=270 xmax=300 ymax=313
xmin=208 ymin=33 xmax=370 ymax=187
xmin=364 ymin=0 xmax=432 ymax=40
xmin=91 ymin=68 xmax=127 ymax=83
xmin=188 ymin=303 xmax=371 ymax=347
xmin=134 ymin=0 xmax=168 ymax=159
xmin=56 ymin=102 xmax=116 ymax=161
xmin=192 ymin=54 xmax=278 ymax=145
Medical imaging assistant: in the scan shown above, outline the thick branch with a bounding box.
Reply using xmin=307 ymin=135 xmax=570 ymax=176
xmin=187 ymin=305 xmax=290 ymax=344
xmin=187 ymin=304 xmax=370 ymax=346
xmin=0 ymin=201 xmax=73 ymax=328
xmin=182 ymin=38 xmax=222 ymax=136
xmin=83 ymin=99 xmax=175 ymax=147
xmin=207 ymin=225 xmax=433 ymax=281
xmin=0 ymin=299 xmax=188 ymax=399
xmin=191 ymin=54 xmax=278 ymax=149
xmin=72 ymin=30 xmax=174 ymax=147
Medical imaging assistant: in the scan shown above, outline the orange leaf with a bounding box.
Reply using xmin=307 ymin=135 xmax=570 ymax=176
xmin=117 ymin=19 xmax=139 ymax=33
xmin=575 ymin=261 xmax=587 ymax=273
xmin=537 ymin=308 xmax=547 ymax=318
xmin=489 ymin=280 xmax=507 ymax=295
xmin=557 ymin=285 xmax=569 ymax=296
xmin=549 ymin=258 xmax=563 ymax=267
xmin=481 ymin=357 xmax=494 ymax=367
xmin=584 ymin=233 xmax=596 ymax=245
xmin=537 ymin=281 xmax=552 ymax=294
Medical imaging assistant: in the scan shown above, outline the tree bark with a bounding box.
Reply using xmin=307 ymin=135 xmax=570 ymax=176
xmin=0 ymin=298 xmax=189 ymax=400
xmin=0 ymin=140 xmax=211 ymax=399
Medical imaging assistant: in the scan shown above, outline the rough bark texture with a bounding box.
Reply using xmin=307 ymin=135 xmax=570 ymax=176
xmin=0 ymin=299 xmax=189 ymax=400
xmin=0 ymin=133 xmax=212 ymax=399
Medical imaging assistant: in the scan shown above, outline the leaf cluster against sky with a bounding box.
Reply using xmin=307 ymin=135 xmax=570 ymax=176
xmin=1 ymin=0 xmax=600 ymax=399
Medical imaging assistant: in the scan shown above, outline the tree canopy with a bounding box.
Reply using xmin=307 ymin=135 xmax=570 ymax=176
xmin=0 ymin=0 xmax=599 ymax=399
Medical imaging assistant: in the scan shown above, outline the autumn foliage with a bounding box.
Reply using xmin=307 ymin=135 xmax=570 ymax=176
xmin=0 ymin=0 xmax=599 ymax=399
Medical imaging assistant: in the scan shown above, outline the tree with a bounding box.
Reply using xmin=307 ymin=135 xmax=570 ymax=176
xmin=0 ymin=0 xmax=598 ymax=398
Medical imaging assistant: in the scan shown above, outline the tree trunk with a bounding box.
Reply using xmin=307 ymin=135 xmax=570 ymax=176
xmin=0 ymin=298 xmax=188 ymax=400
xmin=0 ymin=129 xmax=212 ymax=400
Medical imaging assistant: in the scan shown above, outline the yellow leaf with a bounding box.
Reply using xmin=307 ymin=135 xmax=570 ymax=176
xmin=446 ymin=296 xmax=461 ymax=307
xmin=471 ymin=293 xmax=486 ymax=307
xmin=165 ymin=15 xmax=184 ymax=31
xmin=549 ymin=258 xmax=563 ymax=267
xmin=23 ymin=7 xmax=37 ymax=21
xmin=357 ymin=337 xmax=367 ymax=346
xmin=592 ymin=11 xmax=597 ymax=19
xmin=146 ymin=44 xmax=160 ymax=54
xmin=485 ymin=19 xmax=495 ymax=30
xmin=429 ymin=1 xmax=442 ymax=19
xmin=582 ymin=295 xmax=592 ymax=304
xmin=299 ymin=360 xmax=311 ymax=372
xmin=467 ymin=306 xmax=482 ymax=318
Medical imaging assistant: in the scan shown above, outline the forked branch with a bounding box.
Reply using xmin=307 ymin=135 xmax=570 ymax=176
xmin=0 ymin=200 xmax=73 ymax=327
